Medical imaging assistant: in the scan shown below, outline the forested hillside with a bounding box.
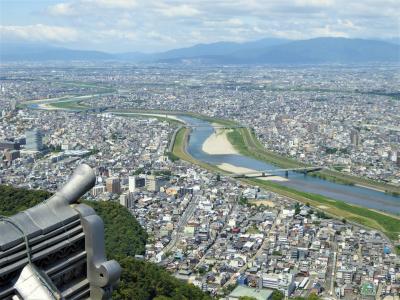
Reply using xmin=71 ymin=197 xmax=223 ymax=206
xmin=0 ymin=185 xmax=51 ymax=216
xmin=0 ymin=185 xmax=211 ymax=300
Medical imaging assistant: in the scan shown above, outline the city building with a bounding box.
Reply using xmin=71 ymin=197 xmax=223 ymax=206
xmin=119 ymin=193 xmax=135 ymax=208
xmin=4 ymin=149 xmax=20 ymax=161
xmin=129 ymin=175 xmax=146 ymax=193
xmin=146 ymin=175 xmax=160 ymax=192
xmin=25 ymin=129 xmax=43 ymax=151
xmin=0 ymin=140 xmax=20 ymax=151
xmin=106 ymin=177 xmax=121 ymax=194
xmin=92 ymin=185 xmax=106 ymax=197
xmin=350 ymin=129 xmax=361 ymax=147
xmin=227 ymin=286 xmax=273 ymax=300
xmin=262 ymin=273 xmax=295 ymax=297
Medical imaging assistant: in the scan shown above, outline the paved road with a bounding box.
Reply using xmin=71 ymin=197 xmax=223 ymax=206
xmin=162 ymin=194 xmax=199 ymax=256
xmin=330 ymin=250 xmax=337 ymax=297
xmin=194 ymin=201 xmax=237 ymax=270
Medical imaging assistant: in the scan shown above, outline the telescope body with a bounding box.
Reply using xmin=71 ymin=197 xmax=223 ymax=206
xmin=0 ymin=164 xmax=121 ymax=300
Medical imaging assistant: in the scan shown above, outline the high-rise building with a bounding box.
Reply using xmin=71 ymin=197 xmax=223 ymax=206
xmin=4 ymin=150 xmax=20 ymax=161
xmin=10 ymin=100 xmax=17 ymax=111
xmin=91 ymin=185 xmax=106 ymax=197
xmin=128 ymin=176 xmax=146 ymax=193
xmin=350 ymin=129 xmax=360 ymax=147
xmin=119 ymin=193 xmax=134 ymax=207
xmin=0 ymin=140 xmax=20 ymax=151
xmin=106 ymin=177 xmax=121 ymax=194
xmin=146 ymin=175 xmax=160 ymax=192
xmin=25 ymin=129 xmax=43 ymax=151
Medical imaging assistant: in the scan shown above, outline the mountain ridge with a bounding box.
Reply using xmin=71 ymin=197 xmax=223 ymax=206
xmin=1 ymin=37 xmax=399 ymax=64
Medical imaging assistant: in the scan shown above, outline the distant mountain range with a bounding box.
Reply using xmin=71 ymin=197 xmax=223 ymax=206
xmin=0 ymin=43 xmax=112 ymax=62
xmin=1 ymin=37 xmax=399 ymax=64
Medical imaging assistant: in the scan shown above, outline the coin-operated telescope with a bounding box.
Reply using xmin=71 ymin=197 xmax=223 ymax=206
xmin=0 ymin=164 xmax=121 ymax=300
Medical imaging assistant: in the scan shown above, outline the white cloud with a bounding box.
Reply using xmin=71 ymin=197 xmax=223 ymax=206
xmin=96 ymin=29 xmax=137 ymax=41
xmin=147 ymin=31 xmax=177 ymax=44
xmin=48 ymin=0 xmax=137 ymax=16
xmin=294 ymin=0 xmax=333 ymax=7
xmin=312 ymin=25 xmax=348 ymax=37
xmin=156 ymin=4 xmax=201 ymax=17
xmin=82 ymin=0 xmax=137 ymax=9
xmin=47 ymin=3 xmax=76 ymax=16
xmin=0 ymin=24 xmax=79 ymax=43
xmin=226 ymin=18 xmax=244 ymax=26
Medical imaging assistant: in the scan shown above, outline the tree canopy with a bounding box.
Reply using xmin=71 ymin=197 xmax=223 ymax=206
xmin=84 ymin=200 xmax=147 ymax=258
xmin=0 ymin=184 xmax=51 ymax=216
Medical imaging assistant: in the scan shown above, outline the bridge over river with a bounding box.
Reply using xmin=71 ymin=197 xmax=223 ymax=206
xmin=231 ymin=166 xmax=324 ymax=178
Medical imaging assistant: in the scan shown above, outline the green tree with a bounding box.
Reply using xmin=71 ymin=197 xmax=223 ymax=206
xmin=112 ymin=256 xmax=211 ymax=300
xmin=307 ymin=293 xmax=321 ymax=300
xmin=271 ymin=290 xmax=284 ymax=300
xmin=239 ymin=196 xmax=248 ymax=205
xmin=294 ymin=202 xmax=301 ymax=215
xmin=84 ymin=201 xmax=148 ymax=257
xmin=0 ymin=185 xmax=51 ymax=216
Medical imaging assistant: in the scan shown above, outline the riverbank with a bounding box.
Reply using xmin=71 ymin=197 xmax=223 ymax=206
xmin=202 ymin=126 xmax=238 ymax=155
xmin=226 ymin=127 xmax=400 ymax=195
xmin=248 ymin=178 xmax=400 ymax=241
xmin=217 ymin=163 xmax=288 ymax=182
xmin=168 ymin=114 xmax=400 ymax=242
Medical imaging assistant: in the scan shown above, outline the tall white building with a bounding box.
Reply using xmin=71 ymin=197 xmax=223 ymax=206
xmin=119 ymin=193 xmax=129 ymax=207
xmin=129 ymin=176 xmax=146 ymax=193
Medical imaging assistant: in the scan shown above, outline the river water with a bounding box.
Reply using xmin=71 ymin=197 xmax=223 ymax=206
xmin=179 ymin=116 xmax=400 ymax=214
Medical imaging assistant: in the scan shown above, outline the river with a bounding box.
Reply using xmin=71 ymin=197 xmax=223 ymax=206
xmin=179 ymin=116 xmax=400 ymax=214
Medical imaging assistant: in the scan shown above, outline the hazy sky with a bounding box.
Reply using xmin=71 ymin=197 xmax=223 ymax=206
xmin=1 ymin=0 xmax=399 ymax=52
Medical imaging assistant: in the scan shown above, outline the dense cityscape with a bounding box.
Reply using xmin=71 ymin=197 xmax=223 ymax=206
xmin=0 ymin=64 xmax=399 ymax=299
xmin=2 ymin=65 xmax=399 ymax=184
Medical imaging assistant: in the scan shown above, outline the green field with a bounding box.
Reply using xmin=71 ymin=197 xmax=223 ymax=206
xmin=227 ymin=128 xmax=304 ymax=169
xmin=49 ymin=100 xmax=89 ymax=110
